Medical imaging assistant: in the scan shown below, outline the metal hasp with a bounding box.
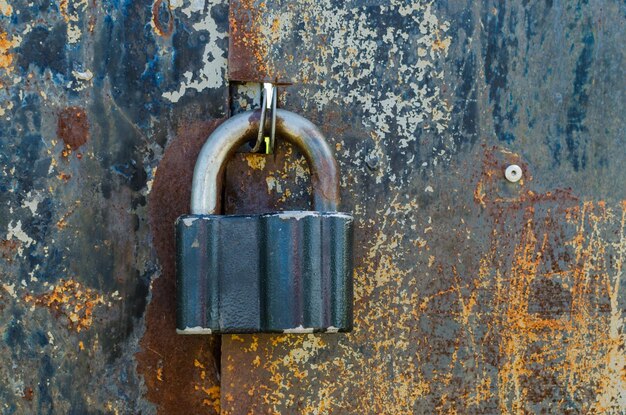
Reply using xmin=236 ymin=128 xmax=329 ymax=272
xmin=176 ymin=109 xmax=354 ymax=334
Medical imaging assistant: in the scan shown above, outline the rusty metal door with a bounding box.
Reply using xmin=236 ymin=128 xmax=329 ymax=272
xmin=0 ymin=0 xmax=625 ymax=414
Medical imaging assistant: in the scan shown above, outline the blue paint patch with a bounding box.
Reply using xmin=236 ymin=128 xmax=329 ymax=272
xmin=565 ymin=31 xmax=594 ymax=171
xmin=4 ymin=319 xmax=24 ymax=348
xmin=484 ymin=2 xmax=517 ymax=143
xmin=17 ymin=25 xmax=68 ymax=76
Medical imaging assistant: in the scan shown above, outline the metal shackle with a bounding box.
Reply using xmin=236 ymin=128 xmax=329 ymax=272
xmin=191 ymin=109 xmax=340 ymax=214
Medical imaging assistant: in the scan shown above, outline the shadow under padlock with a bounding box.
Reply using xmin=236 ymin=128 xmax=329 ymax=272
xmin=175 ymin=109 xmax=354 ymax=334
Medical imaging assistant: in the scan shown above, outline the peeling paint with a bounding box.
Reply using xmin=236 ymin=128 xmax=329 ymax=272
xmin=60 ymin=0 xmax=88 ymax=44
xmin=21 ymin=191 xmax=42 ymax=214
xmin=162 ymin=0 xmax=228 ymax=102
xmin=0 ymin=0 xmax=12 ymax=17
xmin=0 ymin=0 xmax=623 ymax=413
xmin=6 ymin=220 xmax=34 ymax=254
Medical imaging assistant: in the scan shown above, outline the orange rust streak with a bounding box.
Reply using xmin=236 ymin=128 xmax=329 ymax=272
xmin=56 ymin=201 xmax=81 ymax=229
xmin=24 ymin=279 xmax=105 ymax=332
xmin=229 ymin=0 xmax=270 ymax=80
xmin=59 ymin=0 xmax=70 ymax=22
xmin=0 ymin=31 xmax=16 ymax=71
xmin=151 ymin=0 xmax=174 ymax=37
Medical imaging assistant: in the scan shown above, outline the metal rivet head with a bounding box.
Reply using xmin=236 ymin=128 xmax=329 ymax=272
xmin=365 ymin=154 xmax=379 ymax=170
xmin=505 ymin=164 xmax=522 ymax=183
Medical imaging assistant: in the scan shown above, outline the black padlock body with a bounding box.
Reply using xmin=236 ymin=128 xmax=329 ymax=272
xmin=176 ymin=211 xmax=354 ymax=334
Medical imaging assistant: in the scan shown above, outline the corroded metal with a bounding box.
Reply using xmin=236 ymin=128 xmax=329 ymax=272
xmin=221 ymin=0 xmax=626 ymax=414
xmin=229 ymin=0 xmax=278 ymax=83
xmin=0 ymin=0 xmax=228 ymax=412
xmin=0 ymin=0 xmax=624 ymax=413
xmin=141 ymin=119 xmax=225 ymax=414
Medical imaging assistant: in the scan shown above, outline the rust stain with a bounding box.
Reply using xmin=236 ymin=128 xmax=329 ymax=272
xmin=473 ymin=145 xmax=534 ymax=207
xmin=59 ymin=0 xmax=69 ymax=22
xmin=431 ymin=30 xmax=451 ymax=53
xmin=221 ymin=145 xmax=626 ymax=414
xmin=244 ymin=153 xmax=266 ymax=171
xmin=194 ymin=359 xmax=220 ymax=415
xmin=201 ymin=385 xmax=220 ymax=413
xmin=223 ymin=140 xmax=311 ymax=215
xmin=0 ymin=31 xmax=16 ymax=72
xmin=472 ymin=148 xmax=626 ymax=413
xmin=22 ymin=387 xmax=33 ymax=401
xmin=0 ymin=239 xmax=20 ymax=262
xmin=151 ymin=0 xmax=174 ymax=38
xmin=88 ymin=0 xmax=97 ymax=32
xmin=57 ymin=172 xmax=72 ymax=182
xmin=56 ymin=200 xmax=81 ymax=229
xmin=481 ymin=199 xmax=626 ymax=413
xmin=57 ymin=107 xmax=90 ymax=153
xmin=137 ymin=118 xmax=225 ymax=415
xmin=263 ymin=142 xmax=311 ymax=204
xmin=0 ymin=0 xmax=12 ymax=17
xmin=24 ymin=279 xmax=105 ymax=332
xmin=229 ymin=0 xmax=274 ymax=82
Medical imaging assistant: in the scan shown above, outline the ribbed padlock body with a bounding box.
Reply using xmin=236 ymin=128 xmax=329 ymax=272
xmin=176 ymin=211 xmax=353 ymax=334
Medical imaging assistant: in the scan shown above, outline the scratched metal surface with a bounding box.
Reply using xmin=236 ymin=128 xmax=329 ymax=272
xmin=222 ymin=0 xmax=626 ymax=414
xmin=0 ymin=0 xmax=624 ymax=414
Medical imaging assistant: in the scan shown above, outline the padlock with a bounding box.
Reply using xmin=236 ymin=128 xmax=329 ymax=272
xmin=176 ymin=109 xmax=354 ymax=334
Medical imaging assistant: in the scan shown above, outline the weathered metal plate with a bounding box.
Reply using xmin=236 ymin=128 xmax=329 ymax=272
xmin=1 ymin=0 xmax=625 ymax=413
xmin=221 ymin=0 xmax=626 ymax=414
xmin=229 ymin=0 xmax=288 ymax=83
xmin=141 ymin=119 xmax=225 ymax=414
xmin=0 ymin=0 xmax=228 ymax=412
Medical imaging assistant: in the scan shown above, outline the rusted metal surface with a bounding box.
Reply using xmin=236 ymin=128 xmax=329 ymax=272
xmin=222 ymin=0 xmax=626 ymax=414
xmin=228 ymin=1 xmax=299 ymax=84
xmin=224 ymin=141 xmax=312 ymax=215
xmin=228 ymin=0 xmax=265 ymax=82
xmin=140 ymin=119 xmax=225 ymax=414
xmin=57 ymin=107 xmax=89 ymax=152
xmin=0 ymin=0 xmax=228 ymax=412
xmin=229 ymin=1 xmax=275 ymax=83
xmin=0 ymin=0 xmax=625 ymax=413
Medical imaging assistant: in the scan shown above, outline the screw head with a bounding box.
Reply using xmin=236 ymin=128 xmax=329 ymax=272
xmin=365 ymin=155 xmax=379 ymax=170
xmin=505 ymin=164 xmax=522 ymax=183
